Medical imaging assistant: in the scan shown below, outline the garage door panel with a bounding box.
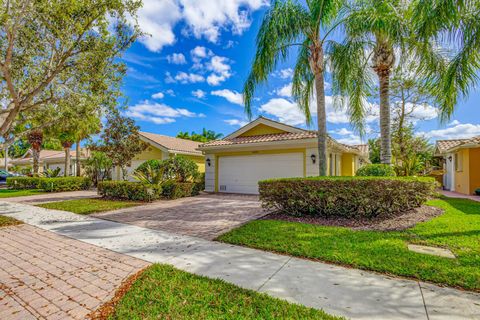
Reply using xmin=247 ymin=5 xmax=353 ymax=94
xmin=218 ymin=153 xmax=303 ymax=194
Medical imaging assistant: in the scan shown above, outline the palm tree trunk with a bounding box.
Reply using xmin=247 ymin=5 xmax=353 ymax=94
xmin=379 ymin=72 xmax=392 ymax=165
xmin=315 ymin=72 xmax=328 ymax=176
xmin=76 ymin=140 xmax=81 ymax=176
xmin=33 ymin=149 xmax=40 ymax=176
xmin=64 ymin=147 xmax=71 ymax=176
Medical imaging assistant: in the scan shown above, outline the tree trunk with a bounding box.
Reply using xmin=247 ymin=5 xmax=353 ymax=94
xmin=315 ymin=73 xmax=328 ymax=176
xmin=33 ymin=148 xmax=40 ymax=175
xmin=76 ymin=140 xmax=81 ymax=176
xmin=4 ymin=145 xmax=8 ymax=171
xmin=64 ymin=147 xmax=71 ymax=176
xmin=378 ymin=71 xmax=392 ymax=165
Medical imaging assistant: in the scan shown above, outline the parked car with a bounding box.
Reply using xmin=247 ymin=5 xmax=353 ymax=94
xmin=0 ymin=170 xmax=16 ymax=185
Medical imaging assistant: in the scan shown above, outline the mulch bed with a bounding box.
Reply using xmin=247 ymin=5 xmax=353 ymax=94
xmin=263 ymin=205 xmax=444 ymax=231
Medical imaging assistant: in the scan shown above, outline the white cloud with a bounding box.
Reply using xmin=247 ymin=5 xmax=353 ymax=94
xmin=419 ymin=123 xmax=480 ymax=140
xmin=259 ymin=98 xmax=306 ymax=126
xmin=166 ymin=71 xmax=205 ymax=84
xmin=448 ymin=120 xmax=460 ymax=127
xmin=274 ymin=68 xmax=293 ymax=79
xmin=126 ymin=101 xmax=204 ymax=125
xmin=225 ymin=119 xmax=248 ymax=126
xmin=165 ymin=89 xmax=175 ymax=96
xmin=166 ymin=53 xmax=187 ymax=64
xmin=207 ymin=72 xmax=230 ymax=86
xmin=151 ymin=92 xmax=164 ymax=99
xmin=405 ymin=103 xmax=438 ymax=121
xmin=132 ymin=0 xmax=181 ymax=52
xmin=211 ymin=89 xmax=243 ymax=105
xmin=330 ymin=128 xmax=353 ymax=136
xmin=191 ymin=46 xmax=212 ymax=59
xmin=277 ymin=83 xmax=292 ymax=97
xmin=192 ymin=89 xmax=207 ymax=98
xmin=336 ymin=134 xmax=363 ymax=145
xmin=180 ymin=0 xmax=268 ymax=42
xmin=205 ymin=56 xmax=232 ymax=85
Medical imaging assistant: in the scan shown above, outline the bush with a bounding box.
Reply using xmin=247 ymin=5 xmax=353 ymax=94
xmin=7 ymin=176 xmax=42 ymax=189
xmin=259 ymin=177 xmax=437 ymax=219
xmin=159 ymin=156 xmax=199 ymax=182
xmin=161 ymin=180 xmax=196 ymax=199
xmin=38 ymin=177 xmax=91 ymax=192
xmin=135 ymin=159 xmax=161 ymax=176
xmin=98 ymin=181 xmax=162 ymax=202
xmin=475 ymin=188 xmax=480 ymax=196
xmin=356 ymin=164 xmax=396 ymax=177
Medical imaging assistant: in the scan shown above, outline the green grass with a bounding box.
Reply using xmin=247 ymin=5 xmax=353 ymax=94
xmin=0 ymin=189 xmax=46 ymax=198
xmin=0 ymin=215 xmax=22 ymax=227
xmin=37 ymin=198 xmax=143 ymax=215
xmin=219 ymin=198 xmax=480 ymax=291
xmin=109 ymin=264 xmax=342 ymax=320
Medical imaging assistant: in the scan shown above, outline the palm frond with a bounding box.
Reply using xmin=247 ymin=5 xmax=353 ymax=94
xmin=292 ymin=40 xmax=314 ymax=125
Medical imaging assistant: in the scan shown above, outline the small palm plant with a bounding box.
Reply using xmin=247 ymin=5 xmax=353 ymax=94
xmin=132 ymin=164 xmax=164 ymax=185
xmin=41 ymin=168 xmax=62 ymax=178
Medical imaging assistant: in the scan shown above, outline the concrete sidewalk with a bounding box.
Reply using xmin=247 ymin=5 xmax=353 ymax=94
xmin=2 ymin=190 xmax=98 ymax=205
xmin=0 ymin=201 xmax=478 ymax=320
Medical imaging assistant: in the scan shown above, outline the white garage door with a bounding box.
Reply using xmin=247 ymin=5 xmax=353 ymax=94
xmin=218 ymin=153 xmax=304 ymax=194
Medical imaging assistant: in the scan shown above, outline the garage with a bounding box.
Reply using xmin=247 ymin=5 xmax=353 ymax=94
xmin=218 ymin=153 xmax=304 ymax=194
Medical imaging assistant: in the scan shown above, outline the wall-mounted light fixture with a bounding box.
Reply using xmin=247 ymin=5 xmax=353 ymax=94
xmin=206 ymin=158 xmax=211 ymax=167
xmin=311 ymin=154 xmax=316 ymax=164
xmin=448 ymin=156 xmax=453 ymax=162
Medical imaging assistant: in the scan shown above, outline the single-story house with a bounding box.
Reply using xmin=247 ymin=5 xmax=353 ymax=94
xmin=198 ymin=117 xmax=369 ymax=194
xmin=9 ymin=149 xmax=90 ymax=175
xmin=435 ymin=136 xmax=480 ymax=195
xmin=114 ymin=132 xmax=205 ymax=180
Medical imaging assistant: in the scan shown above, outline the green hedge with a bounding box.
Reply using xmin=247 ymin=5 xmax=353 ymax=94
xmin=161 ymin=181 xmax=197 ymax=199
xmin=39 ymin=177 xmax=91 ymax=192
xmin=7 ymin=177 xmax=42 ymax=189
xmin=97 ymin=181 xmax=163 ymax=202
xmin=259 ymin=177 xmax=438 ymax=219
xmin=356 ymin=164 xmax=396 ymax=176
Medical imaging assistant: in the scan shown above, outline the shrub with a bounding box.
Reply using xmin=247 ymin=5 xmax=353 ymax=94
xmin=7 ymin=176 xmax=42 ymax=189
xmin=135 ymin=159 xmax=161 ymax=176
xmin=159 ymin=156 xmax=199 ymax=182
xmin=161 ymin=180 xmax=195 ymax=199
xmin=475 ymin=188 xmax=480 ymax=196
xmin=38 ymin=177 xmax=91 ymax=192
xmin=356 ymin=164 xmax=396 ymax=177
xmin=98 ymin=181 xmax=162 ymax=202
xmin=259 ymin=177 xmax=437 ymax=219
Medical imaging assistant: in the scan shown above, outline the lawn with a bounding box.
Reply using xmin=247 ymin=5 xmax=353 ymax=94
xmin=37 ymin=198 xmax=143 ymax=215
xmin=219 ymin=197 xmax=480 ymax=291
xmin=107 ymin=264 xmax=342 ymax=320
xmin=0 ymin=189 xmax=46 ymax=198
xmin=0 ymin=215 xmax=22 ymax=227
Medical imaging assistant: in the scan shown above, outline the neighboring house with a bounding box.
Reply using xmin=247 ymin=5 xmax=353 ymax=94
xmin=9 ymin=149 xmax=90 ymax=175
xmin=198 ymin=117 xmax=369 ymax=194
xmin=0 ymin=158 xmax=13 ymax=171
xmin=435 ymin=136 xmax=480 ymax=195
xmin=113 ymin=132 xmax=205 ymax=181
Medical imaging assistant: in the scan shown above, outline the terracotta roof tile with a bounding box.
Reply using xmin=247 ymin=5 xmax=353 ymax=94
xmin=199 ymin=132 xmax=367 ymax=155
xmin=140 ymin=132 xmax=202 ymax=155
xmin=436 ymin=138 xmax=471 ymax=153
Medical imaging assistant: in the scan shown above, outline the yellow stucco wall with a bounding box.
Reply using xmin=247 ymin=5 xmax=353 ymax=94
xmin=239 ymin=124 xmax=287 ymax=136
xmin=454 ymin=148 xmax=470 ymax=195
xmin=186 ymin=155 xmax=205 ymax=173
xmin=341 ymin=153 xmax=355 ymax=176
xmin=468 ymin=147 xmax=480 ymax=194
xmin=133 ymin=146 xmax=165 ymax=161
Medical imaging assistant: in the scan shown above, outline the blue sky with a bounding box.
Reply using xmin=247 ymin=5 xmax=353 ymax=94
xmin=119 ymin=0 xmax=480 ymax=144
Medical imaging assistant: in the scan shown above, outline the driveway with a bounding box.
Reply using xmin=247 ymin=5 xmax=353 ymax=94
xmin=0 ymin=224 xmax=149 ymax=320
xmin=93 ymin=193 xmax=265 ymax=240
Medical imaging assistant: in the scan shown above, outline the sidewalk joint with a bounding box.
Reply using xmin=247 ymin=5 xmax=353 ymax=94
xmin=256 ymin=256 xmax=292 ymax=292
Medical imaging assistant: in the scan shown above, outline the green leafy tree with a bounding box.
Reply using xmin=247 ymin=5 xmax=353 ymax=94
xmin=92 ymin=112 xmax=148 ymax=180
xmin=243 ymin=0 xmax=344 ymax=176
xmin=83 ymin=151 xmax=112 ymax=186
xmin=158 ymin=156 xmax=199 ymax=182
xmin=176 ymin=129 xmax=223 ymax=143
xmin=0 ymin=0 xmax=141 ymax=139
xmin=367 ymin=138 xmax=380 ymax=164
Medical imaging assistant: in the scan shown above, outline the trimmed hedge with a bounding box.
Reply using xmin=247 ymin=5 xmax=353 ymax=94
xmin=98 ymin=181 xmax=162 ymax=202
xmin=7 ymin=177 xmax=42 ymax=189
xmin=356 ymin=164 xmax=396 ymax=176
xmin=259 ymin=177 xmax=438 ymax=219
xmin=161 ymin=181 xmax=196 ymax=199
xmin=38 ymin=177 xmax=91 ymax=192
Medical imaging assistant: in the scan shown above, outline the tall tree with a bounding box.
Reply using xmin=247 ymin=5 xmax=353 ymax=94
xmin=176 ymin=129 xmax=223 ymax=143
xmin=59 ymin=132 xmax=75 ymax=176
xmin=0 ymin=0 xmax=141 ymax=139
xmin=26 ymin=130 xmax=43 ymax=175
xmin=243 ymin=0 xmax=344 ymax=176
xmin=92 ymin=112 xmax=148 ymax=180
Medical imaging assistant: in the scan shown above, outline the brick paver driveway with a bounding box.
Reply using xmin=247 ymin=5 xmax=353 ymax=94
xmin=0 ymin=224 xmax=149 ymax=320
xmin=93 ymin=193 xmax=265 ymax=240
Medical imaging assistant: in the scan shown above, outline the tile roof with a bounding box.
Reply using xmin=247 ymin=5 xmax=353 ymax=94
xmin=11 ymin=149 xmax=89 ymax=164
xmin=436 ymin=136 xmax=480 ymax=153
xmin=140 ymin=132 xmax=202 ymax=155
xmin=199 ymin=132 xmax=367 ymax=155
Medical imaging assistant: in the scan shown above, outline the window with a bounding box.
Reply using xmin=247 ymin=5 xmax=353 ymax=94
xmin=455 ymin=152 xmax=463 ymax=172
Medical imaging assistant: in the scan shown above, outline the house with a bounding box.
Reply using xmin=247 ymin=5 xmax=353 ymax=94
xmin=198 ymin=117 xmax=369 ymax=194
xmin=9 ymin=149 xmax=90 ymax=175
xmin=113 ymin=132 xmax=205 ymax=180
xmin=435 ymin=136 xmax=480 ymax=195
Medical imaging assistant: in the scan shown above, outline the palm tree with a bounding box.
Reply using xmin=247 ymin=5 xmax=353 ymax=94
xmin=411 ymin=0 xmax=480 ymax=121
xmin=329 ymin=0 xmax=410 ymax=165
xmin=27 ymin=130 xmax=43 ymax=176
xmin=244 ymin=0 xmax=344 ymax=176
xmin=59 ymin=132 xmax=74 ymax=176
